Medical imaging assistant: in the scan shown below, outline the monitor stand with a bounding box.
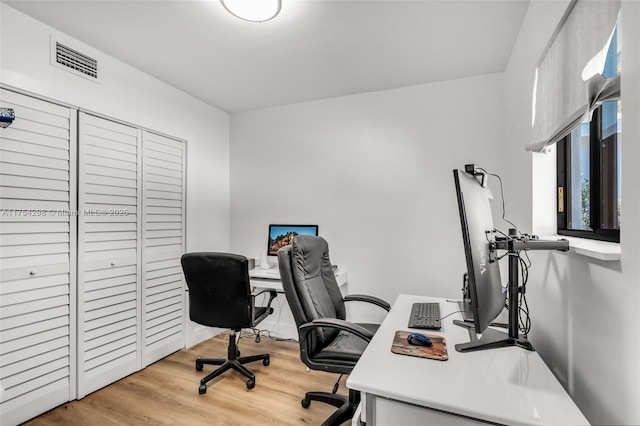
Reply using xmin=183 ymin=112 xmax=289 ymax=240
xmin=454 ymin=230 xmax=569 ymax=353
xmin=259 ymin=249 xmax=271 ymax=270
xmin=453 ymin=320 xmax=533 ymax=352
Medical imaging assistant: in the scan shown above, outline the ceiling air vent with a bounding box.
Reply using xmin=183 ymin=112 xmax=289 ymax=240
xmin=50 ymin=36 xmax=101 ymax=83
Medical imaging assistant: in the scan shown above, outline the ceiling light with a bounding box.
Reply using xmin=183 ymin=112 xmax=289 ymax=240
xmin=220 ymin=0 xmax=282 ymax=23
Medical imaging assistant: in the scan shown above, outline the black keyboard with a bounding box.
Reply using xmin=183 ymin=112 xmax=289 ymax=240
xmin=408 ymin=302 xmax=441 ymax=330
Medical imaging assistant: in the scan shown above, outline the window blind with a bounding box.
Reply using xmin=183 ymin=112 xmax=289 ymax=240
xmin=528 ymin=0 xmax=620 ymax=153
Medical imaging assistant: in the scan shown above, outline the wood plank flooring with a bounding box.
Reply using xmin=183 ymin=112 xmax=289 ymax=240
xmin=24 ymin=333 xmax=351 ymax=425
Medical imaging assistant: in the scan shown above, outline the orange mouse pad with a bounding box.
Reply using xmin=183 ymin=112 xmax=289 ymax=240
xmin=391 ymin=330 xmax=448 ymax=361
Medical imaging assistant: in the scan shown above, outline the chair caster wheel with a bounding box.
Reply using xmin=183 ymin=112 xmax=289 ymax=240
xmin=246 ymin=379 xmax=255 ymax=389
xmin=255 ymin=335 xmax=261 ymax=343
xmin=301 ymin=398 xmax=311 ymax=409
xmin=237 ymin=350 xmax=241 ymax=357
xmin=199 ymin=384 xmax=207 ymax=394
xmin=195 ymin=361 xmax=203 ymax=371
xmin=263 ymin=357 xmax=270 ymax=366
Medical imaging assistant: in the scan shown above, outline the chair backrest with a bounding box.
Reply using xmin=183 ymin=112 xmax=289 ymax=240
xmin=278 ymin=236 xmax=345 ymax=348
xmin=181 ymin=252 xmax=252 ymax=329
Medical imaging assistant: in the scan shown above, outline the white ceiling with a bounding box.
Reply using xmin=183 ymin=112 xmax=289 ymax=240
xmin=5 ymin=0 xmax=530 ymax=113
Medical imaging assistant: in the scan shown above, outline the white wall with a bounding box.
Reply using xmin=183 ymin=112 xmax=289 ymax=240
xmin=0 ymin=4 xmax=231 ymax=255
xmin=504 ymin=1 xmax=640 ymax=424
xmin=1 ymin=4 xmax=231 ymax=347
xmin=230 ymin=73 xmax=507 ymax=309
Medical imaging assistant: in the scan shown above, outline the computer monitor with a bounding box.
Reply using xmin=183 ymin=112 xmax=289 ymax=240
xmin=267 ymin=224 xmax=319 ymax=256
xmin=453 ymin=169 xmax=505 ymax=335
xmin=452 ymin=167 xmax=570 ymax=352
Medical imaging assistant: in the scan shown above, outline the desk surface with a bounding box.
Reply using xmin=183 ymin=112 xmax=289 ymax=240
xmin=250 ymin=267 xmax=347 ymax=292
xmin=347 ymin=294 xmax=589 ymax=426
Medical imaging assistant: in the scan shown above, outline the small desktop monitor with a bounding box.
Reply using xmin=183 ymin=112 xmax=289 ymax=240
xmin=453 ymin=169 xmax=505 ymax=335
xmin=267 ymin=224 xmax=319 ymax=256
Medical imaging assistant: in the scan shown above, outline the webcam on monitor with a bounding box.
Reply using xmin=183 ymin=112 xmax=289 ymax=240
xmin=464 ymin=164 xmax=487 ymax=187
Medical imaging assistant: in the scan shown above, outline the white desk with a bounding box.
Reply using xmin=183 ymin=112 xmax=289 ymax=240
xmin=249 ymin=267 xmax=347 ymax=292
xmin=347 ymin=294 xmax=589 ymax=426
xmin=248 ymin=268 xmax=348 ymax=340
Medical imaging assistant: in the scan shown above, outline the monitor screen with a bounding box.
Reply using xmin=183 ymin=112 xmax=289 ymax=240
xmin=267 ymin=224 xmax=319 ymax=256
xmin=453 ymin=169 xmax=505 ymax=334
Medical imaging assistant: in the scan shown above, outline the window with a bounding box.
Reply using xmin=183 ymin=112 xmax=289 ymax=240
xmin=556 ymin=24 xmax=621 ymax=242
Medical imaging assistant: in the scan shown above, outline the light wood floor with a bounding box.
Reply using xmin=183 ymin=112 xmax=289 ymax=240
xmin=24 ymin=333 xmax=351 ymax=425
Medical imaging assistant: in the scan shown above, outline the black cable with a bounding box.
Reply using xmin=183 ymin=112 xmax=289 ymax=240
xmin=248 ymin=328 xmax=298 ymax=343
xmin=493 ymin=227 xmax=513 ymax=240
xmin=523 ymin=250 xmax=532 ymax=269
xmin=517 ymin=252 xmax=532 ymax=337
xmin=495 ymin=252 xmax=510 ymax=261
xmin=441 ymin=310 xmax=472 ymax=320
xmin=332 ymin=374 xmax=344 ymax=394
xmin=520 ymin=293 xmax=531 ymax=337
xmin=477 ymin=168 xmax=519 ymax=232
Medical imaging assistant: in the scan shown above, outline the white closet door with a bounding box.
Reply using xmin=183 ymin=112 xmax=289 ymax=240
xmin=141 ymin=131 xmax=185 ymax=366
xmin=77 ymin=113 xmax=141 ymax=398
xmin=0 ymin=89 xmax=77 ymax=425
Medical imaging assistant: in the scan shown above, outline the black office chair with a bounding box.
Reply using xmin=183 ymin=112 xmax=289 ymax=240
xmin=278 ymin=236 xmax=390 ymax=426
xmin=180 ymin=252 xmax=277 ymax=394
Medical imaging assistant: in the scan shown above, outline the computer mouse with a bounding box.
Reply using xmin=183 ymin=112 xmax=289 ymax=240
xmin=407 ymin=333 xmax=432 ymax=347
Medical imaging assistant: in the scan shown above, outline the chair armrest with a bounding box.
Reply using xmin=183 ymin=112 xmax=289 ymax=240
xmin=300 ymin=318 xmax=374 ymax=343
xmin=251 ymin=287 xmax=278 ymax=300
xmin=343 ymin=294 xmax=391 ymax=312
xmin=250 ymin=288 xmax=277 ymax=325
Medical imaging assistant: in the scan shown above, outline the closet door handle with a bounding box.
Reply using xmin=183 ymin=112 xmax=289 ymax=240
xmin=110 ymin=261 xmax=116 ymax=267
xmin=29 ymin=270 xmax=37 ymax=276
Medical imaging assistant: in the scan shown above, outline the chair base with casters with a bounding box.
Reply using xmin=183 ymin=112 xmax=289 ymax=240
xmin=195 ymin=330 xmax=270 ymax=394
xmin=301 ymin=388 xmax=361 ymax=426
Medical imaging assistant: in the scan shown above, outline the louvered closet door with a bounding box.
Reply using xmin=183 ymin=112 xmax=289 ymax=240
xmin=141 ymin=131 xmax=185 ymax=366
xmin=0 ymin=89 xmax=76 ymax=425
xmin=77 ymin=113 xmax=141 ymax=398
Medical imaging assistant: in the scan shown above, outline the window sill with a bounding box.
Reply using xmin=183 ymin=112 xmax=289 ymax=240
xmin=541 ymin=235 xmax=620 ymax=261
